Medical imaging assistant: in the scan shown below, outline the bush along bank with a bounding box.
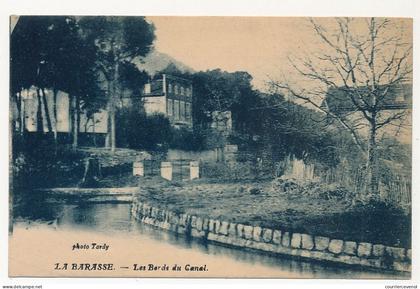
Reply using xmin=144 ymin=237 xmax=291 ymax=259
xmin=131 ymin=199 xmax=411 ymax=273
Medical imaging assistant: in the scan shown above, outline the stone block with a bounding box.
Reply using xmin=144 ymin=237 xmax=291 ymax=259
xmin=231 ymin=237 xmax=247 ymax=247
xmin=337 ymin=254 xmax=352 ymax=264
xmin=272 ymin=230 xmax=282 ymax=245
xmin=386 ymin=246 xmax=406 ymax=261
xmin=291 ymin=233 xmax=302 ymax=248
xmin=177 ymin=226 xmax=187 ymax=235
xmin=236 ymin=224 xmax=244 ymax=238
xmin=191 ymin=216 xmax=197 ymax=228
xmin=372 ymin=244 xmax=385 ymax=257
xmin=169 ymin=223 xmax=177 ymax=232
xmin=243 ymin=225 xmax=253 ymax=240
xmin=244 ymin=240 xmax=255 ymax=249
xmin=151 ymin=207 xmax=158 ymax=218
xmin=218 ymin=221 xmax=229 ymax=235
xmin=314 ymin=236 xmax=330 ymax=251
xmin=282 ymin=232 xmax=291 ymax=247
xmin=202 ymin=218 xmax=209 ymax=231
xmin=170 ymin=213 xmax=180 ymax=225
xmin=328 ymin=239 xmax=343 ymax=254
xmin=301 ymin=234 xmax=314 ymax=250
xmin=142 ymin=205 xmax=151 ymax=216
xmin=300 ymin=250 xmax=312 ymax=258
xmin=343 ymin=241 xmax=357 ymax=256
xmin=196 ymin=217 xmax=204 ymax=231
xmin=215 ymin=220 xmax=221 ymax=233
xmin=162 ymin=210 xmax=170 ymax=220
xmin=161 ymin=222 xmax=171 ymax=230
xmin=191 ymin=228 xmax=205 ymax=238
xmin=392 ymin=261 xmax=411 ymax=272
xmin=208 ymin=219 xmax=216 ymax=233
xmin=262 ymin=229 xmax=273 ymax=243
xmin=156 ymin=209 xmax=164 ymax=221
xmin=253 ymin=226 xmax=262 ymax=242
xmin=228 ymin=223 xmax=237 ymax=236
xmin=254 ymin=242 xmax=275 ymax=253
xmin=357 ymin=242 xmax=372 ymax=258
xmin=207 ymin=232 xmax=218 ymax=242
xmin=179 ymin=214 xmax=188 ymax=227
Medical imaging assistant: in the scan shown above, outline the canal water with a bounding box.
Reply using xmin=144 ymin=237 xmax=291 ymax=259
xmin=10 ymin=197 xmax=408 ymax=279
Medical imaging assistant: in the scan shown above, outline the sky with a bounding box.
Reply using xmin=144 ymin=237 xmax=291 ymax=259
xmin=10 ymin=16 xmax=412 ymax=91
xmin=147 ymin=17 xmax=412 ymax=91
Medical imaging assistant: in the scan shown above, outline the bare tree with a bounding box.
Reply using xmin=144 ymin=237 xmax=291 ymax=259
xmin=272 ymin=17 xmax=412 ymax=196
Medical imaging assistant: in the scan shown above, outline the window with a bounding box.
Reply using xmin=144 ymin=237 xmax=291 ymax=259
xmin=180 ymin=87 xmax=184 ymax=95
xmin=168 ymin=83 xmax=172 ymax=93
xmin=180 ymin=101 xmax=185 ymax=120
xmin=186 ymin=102 xmax=190 ymax=118
xmin=144 ymin=83 xmax=151 ymax=94
xmin=167 ymin=99 xmax=173 ymax=116
xmin=174 ymin=85 xmax=179 ymax=95
xmin=174 ymin=100 xmax=180 ymax=120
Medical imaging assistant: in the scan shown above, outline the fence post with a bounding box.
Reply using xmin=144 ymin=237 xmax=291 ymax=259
xmin=190 ymin=161 xmax=200 ymax=180
xmin=161 ymin=161 xmax=172 ymax=181
xmin=133 ymin=161 xmax=144 ymax=176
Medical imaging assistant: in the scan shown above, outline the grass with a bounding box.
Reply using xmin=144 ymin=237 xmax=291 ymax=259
xmin=132 ymin=176 xmax=411 ymax=248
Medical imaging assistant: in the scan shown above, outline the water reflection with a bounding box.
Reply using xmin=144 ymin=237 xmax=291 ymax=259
xmin=13 ymin=198 xmax=408 ymax=279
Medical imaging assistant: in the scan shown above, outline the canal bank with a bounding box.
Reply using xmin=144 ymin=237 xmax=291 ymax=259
xmin=10 ymin=198 xmax=408 ymax=278
xmin=131 ymin=198 xmax=411 ymax=274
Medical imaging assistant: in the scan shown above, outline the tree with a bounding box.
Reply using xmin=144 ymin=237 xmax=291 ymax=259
xmin=272 ymin=18 xmax=412 ymax=196
xmin=78 ymin=16 xmax=155 ymax=152
xmin=191 ymin=69 xmax=259 ymax=130
xmin=11 ymin=16 xmax=104 ymax=148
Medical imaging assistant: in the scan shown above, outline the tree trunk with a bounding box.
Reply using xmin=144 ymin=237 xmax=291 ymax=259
xmin=367 ymin=122 xmax=379 ymax=196
xmin=72 ymin=95 xmax=79 ymax=149
xmin=13 ymin=92 xmax=21 ymax=135
xmin=36 ymin=88 xmax=43 ymax=134
xmin=107 ymin=62 xmax=119 ymax=152
xmin=110 ymin=106 xmax=116 ymax=152
xmin=20 ymin=91 xmax=26 ymax=135
xmin=92 ymin=114 xmax=97 ymax=147
xmin=53 ymin=88 xmax=58 ymax=142
xmin=41 ymin=88 xmax=53 ymax=134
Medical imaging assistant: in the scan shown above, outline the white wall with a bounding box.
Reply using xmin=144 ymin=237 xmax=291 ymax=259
xmin=167 ymin=149 xmax=218 ymax=162
xmin=79 ymin=109 xmax=108 ymax=134
xmin=15 ymin=87 xmax=108 ymax=134
xmin=143 ymin=96 xmax=166 ymax=115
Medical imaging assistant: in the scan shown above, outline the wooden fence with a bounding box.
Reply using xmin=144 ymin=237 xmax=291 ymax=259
xmin=318 ymin=165 xmax=411 ymax=207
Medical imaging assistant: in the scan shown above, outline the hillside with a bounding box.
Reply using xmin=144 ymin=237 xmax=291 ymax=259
xmin=136 ymin=50 xmax=194 ymax=76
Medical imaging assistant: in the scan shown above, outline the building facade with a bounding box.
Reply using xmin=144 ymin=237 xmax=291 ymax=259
xmin=142 ymin=74 xmax=193 ymax=128
xmin=323 ymin=82 xmax=412 ymax=144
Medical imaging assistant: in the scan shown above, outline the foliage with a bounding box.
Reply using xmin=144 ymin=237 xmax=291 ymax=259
xmin=12 ymin=137 xmax=87 ymax=190
xmin=191 ymin=69 xmax=259 ymax=129
xmin=78 ymin=16 xmax=156 ymax=150
xmin=116 ymin=109 xmax=172 ymax=151
xmin=169 ymin=126 xmax=225 ymax=151
xmin=11 ymin=16 xmax=104 ymax=113
xmin=118 ymin=61 xmax=149 ymax=97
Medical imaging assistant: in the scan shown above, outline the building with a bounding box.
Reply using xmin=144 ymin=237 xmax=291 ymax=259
xmin=10 ymin=73 xmax=194 ymax=146
xmin=322 ymin=82 xmax=412 ymax=144
xmin=11 ymin=86 xmax=108 ymax=145
xmin=142 ymin=74 xmax=193 ymax=128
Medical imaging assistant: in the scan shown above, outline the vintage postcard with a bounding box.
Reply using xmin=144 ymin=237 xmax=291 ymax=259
xmin=9 ymin=16 xmax=412 ymax=279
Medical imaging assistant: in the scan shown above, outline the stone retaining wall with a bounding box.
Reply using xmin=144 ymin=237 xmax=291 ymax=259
xmin=131 ymin=200 xmax=411 ymax=273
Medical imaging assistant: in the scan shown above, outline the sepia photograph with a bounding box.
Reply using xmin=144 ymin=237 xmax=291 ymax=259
xmin=8 ymin=15 xmax=413 ymax=280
